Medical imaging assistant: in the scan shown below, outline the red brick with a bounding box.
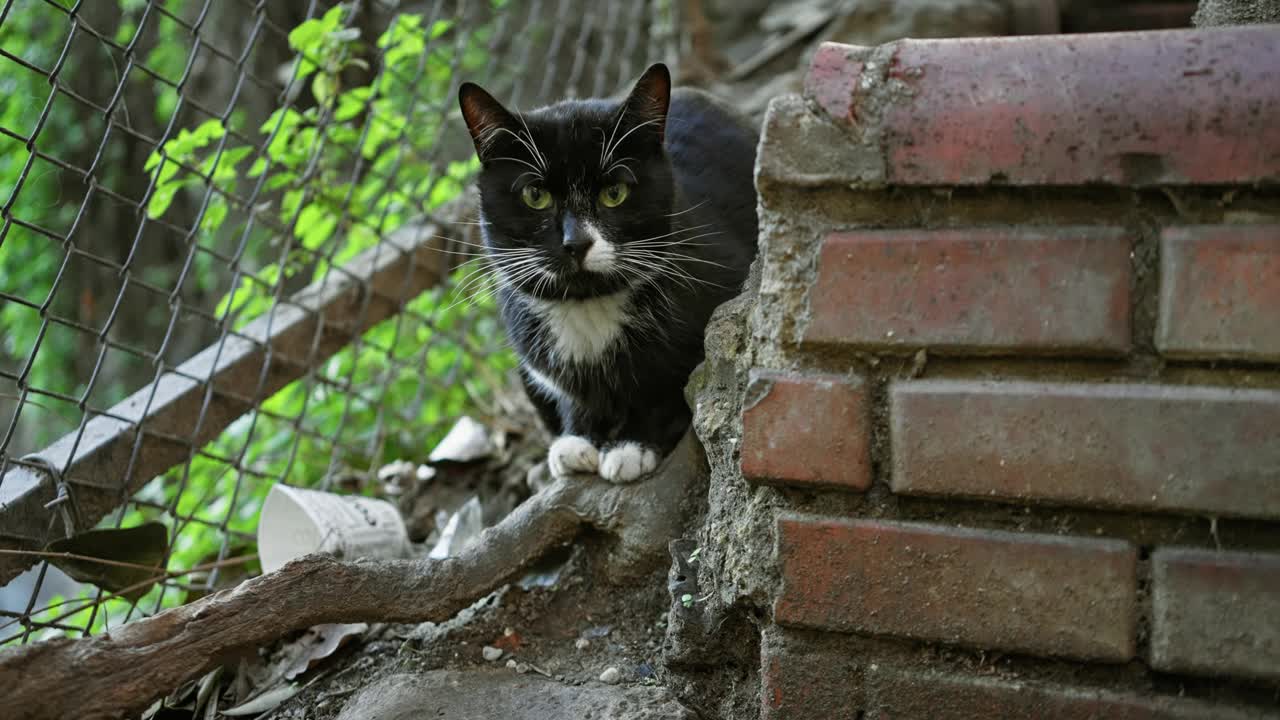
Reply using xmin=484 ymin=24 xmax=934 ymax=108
xmin=775 ymin=517 xmax=1137 ymax=661
xmin=740 ymin=371 xmax=871 ymax=490
xmin=1157 ymin=225 xmax=1280 ymax=361
xmin=761 ymin=630 xmax=861 ymax=720
xmin=804 ymin=228 xmax=1131 ymax=354
xmin=1151 ymin=548 xmax=1280 ymax=682
xmin=865 ymin=666 xmax=1268 ymax=720
xmin=804 ymin=43 xmax=866 ymax=125
xmin=805 ymin=26 xmax=1280 ymax=185
xmin=890 ymin=380 xmax=1280 ymax=519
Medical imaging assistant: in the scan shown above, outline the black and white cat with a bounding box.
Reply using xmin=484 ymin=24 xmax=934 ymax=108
xmin=457 ymin=64 xmax=757 ymax=483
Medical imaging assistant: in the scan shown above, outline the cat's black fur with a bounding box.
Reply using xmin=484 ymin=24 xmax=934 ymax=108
xmin=458 ymin=64 xmax=757 ymax=481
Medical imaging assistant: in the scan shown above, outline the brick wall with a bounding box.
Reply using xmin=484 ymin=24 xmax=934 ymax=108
xmin=716 ymin=24 xmax=1280 ymax=720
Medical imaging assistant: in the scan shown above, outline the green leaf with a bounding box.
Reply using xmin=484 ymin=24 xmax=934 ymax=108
xmin=287 ymin=19 xmax=326 ymax=54
xmin=429 ymin=19 xmax=454 ymax=39
xmin=265 ymin=171 xmax=298 ymax=191
xmin=296 ymin=203 xmax=337 ymax=250
xmin=191 ymin=118 xmax=226 ymax=145
xmin=335 ymin=86 xmax=374 ymax=122
xmin=200 ymin=200 xmax=228 ymax=232
xmin=146 ymin=183 xmax=179 ymax=218
xmin=328 ymin=27 xmax=361 ymax=43
xmin=312 ymin=73 xmax=336 ymax=106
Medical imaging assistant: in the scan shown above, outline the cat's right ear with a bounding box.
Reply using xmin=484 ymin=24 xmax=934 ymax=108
xmin=458 ymin=82 xmax=515 ymax=161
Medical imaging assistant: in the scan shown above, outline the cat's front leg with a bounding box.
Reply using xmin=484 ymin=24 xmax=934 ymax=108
xmin=597 ymin=396 xmax=689 ymax=484
xmin=527 ymin=369 xmax=601 ymax=479
xmin=598 ymin=441 xmax=660 ymax=484
xmin=547 ymin=435 xmax=599 ymax=477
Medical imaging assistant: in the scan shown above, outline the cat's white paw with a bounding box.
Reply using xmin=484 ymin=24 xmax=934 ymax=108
xmin=598 ymin=442 xmax=659 ymax=484
xmin=548 ymin=435 xmax=599 ymax=478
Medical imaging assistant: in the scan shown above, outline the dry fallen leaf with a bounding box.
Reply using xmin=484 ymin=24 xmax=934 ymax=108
xmin=46 ymin=522 xmax=168 ymax=602
xmin=221 ymin=683 xmax=300 ymax=716
xmin=282 ymin=622 xmax=369 ymax=681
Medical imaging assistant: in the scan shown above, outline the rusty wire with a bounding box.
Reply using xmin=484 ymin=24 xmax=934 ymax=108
xmin=0 ymin=0 xmax=672 ymax=645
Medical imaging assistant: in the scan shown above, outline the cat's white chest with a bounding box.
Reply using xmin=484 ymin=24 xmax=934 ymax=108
xmin=531 ymin=291 xmax=630 ymax=364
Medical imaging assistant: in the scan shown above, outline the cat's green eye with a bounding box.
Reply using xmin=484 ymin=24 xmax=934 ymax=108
xmin=599 ymin=183 xmax=630 ymax=208
xmin=521 ymin=185 xmax=552 ymax=210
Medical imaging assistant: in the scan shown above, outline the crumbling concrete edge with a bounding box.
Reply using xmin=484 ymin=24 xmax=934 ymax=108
xmin=664 ymin=53 xmax=908 ymax=713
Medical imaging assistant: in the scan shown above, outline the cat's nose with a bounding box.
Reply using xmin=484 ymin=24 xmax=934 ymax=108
xmin=561 ymin=216 xmax=594 ymax=263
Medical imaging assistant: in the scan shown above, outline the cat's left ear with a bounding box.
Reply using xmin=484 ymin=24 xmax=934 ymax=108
xmin=620 ymin=63 xmax=671 ymax=144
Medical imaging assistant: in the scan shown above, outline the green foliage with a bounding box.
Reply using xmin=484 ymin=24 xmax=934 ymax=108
xmin=0 ymin=1 xmax=89 ymax=436
xmin=0 ymin=0 xmax=197 ymax=444
xmin=125 ymin=3 xmax=506 ymax=631
xmin=3 ymin=2 xmax=514 ymax=640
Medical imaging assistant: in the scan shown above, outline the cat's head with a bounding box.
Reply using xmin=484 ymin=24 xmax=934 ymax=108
xmin=458 ymin=64 xmax=674 ymax=300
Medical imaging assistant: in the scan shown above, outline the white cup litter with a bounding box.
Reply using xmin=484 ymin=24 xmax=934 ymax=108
xmin=257 ymin=484 xmax=411 ymax=574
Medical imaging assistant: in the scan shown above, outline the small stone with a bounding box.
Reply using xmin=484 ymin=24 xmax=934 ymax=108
xmin=515 ymin=662 xmax=531 ymax=674
xmin=506 ymin=659 xmax=518 ymax=669
xmin=574 ymin=638 xmax=590 ymax=650
xmin=429 ymin=416 xmax=495 ymax=463
xmin=377 ymin=460 xmax=416 ymax=482
xmin=599 ymin=667 xmax=621 ymax=684
xmin=482 ymin=646 xmax=503 ymax=662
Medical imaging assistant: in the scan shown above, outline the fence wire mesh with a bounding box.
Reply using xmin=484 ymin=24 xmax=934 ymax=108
xmin=0 ymin=0 xmax=675 ymax=646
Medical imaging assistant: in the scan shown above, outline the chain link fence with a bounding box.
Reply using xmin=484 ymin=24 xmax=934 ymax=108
xmin=0 ymin=0 xmax=675 ymax=646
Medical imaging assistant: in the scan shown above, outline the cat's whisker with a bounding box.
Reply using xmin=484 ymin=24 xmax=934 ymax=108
xmin=435 ymin=236 xmax=511 ymax=252
xmin=627 ymin=240 xmax=720 ymax=251
xmin=631 ymin=251 xmax=735 ymax=275
xmin=600 ymin=109 xmax=629 ymax=169
xmin=621 ymin=251 xmax=729 ymax=288
xmin=451 ymin=250 xmax=537 ymax=285
xmin=605 ymin=156 xmax=638 ymax=180
xmin=447 ymin=262 xmax=502 ymax=293
xmin=629 ymin=225 xmax=720 ymax=241
xmin=530 ymin=267 xmax=558 ymax=299
xmin=442 ymin=282 xmax=498 ymax=313
xmin=513 ymin=111 xmax=549 ymax=171
xmin=628 ymin=230 xmax=727 ymax=251
xmin=489 ymin=154 xmax=544 ymax=177
xmin=416 ymin=232 xmax=497 ymax=252
xmin=625 ymin=223 xmax=715 ymax=246
xmin=603 ymin=118 xmax=663 ymax=168
xmin=664 ymin=200 xmax=708 ymax=217
xmin=426 ymin=247 xmax=494 ymax=259
xmin=510 ymin=171 xmax=543 ymax=191
xmin=488 ymin=259 xmax=547 ymax=289
xmin=613 ymin=254 xmax=702 ymax=293
xmin=496 ymin=254 xmax=551 ymax=278
xmin=490 ymin=125 xmax=547 ymax=173
xmin=448 ymin=258 xmax=546 ymax=313
xmin=443 ymin=253 xmax=537 ymax=280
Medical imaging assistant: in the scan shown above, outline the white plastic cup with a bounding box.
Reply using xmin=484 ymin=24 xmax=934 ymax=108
xmin=257 ymin=484 xmax=411 ymax=574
